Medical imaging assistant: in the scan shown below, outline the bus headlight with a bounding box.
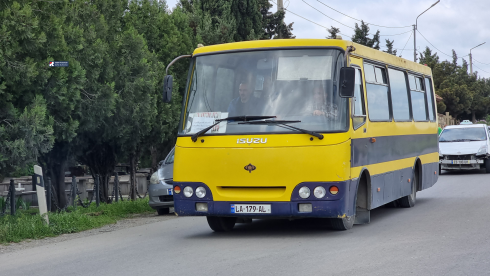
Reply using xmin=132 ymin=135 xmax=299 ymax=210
xmin=183 ymin=186 xmax=194 ymax=197
xmin=314 ymin=186 xmax=326 ymax=198
xmin=299 ymin=186 xmax=310 ymax=199
xmin=195 ymin=186 xmax=206 ymax=198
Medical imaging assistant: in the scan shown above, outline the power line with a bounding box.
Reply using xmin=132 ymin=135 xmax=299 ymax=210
xmin=271 ymin=0 xmax=352 ymax=38
xmin=473 ymin=58 xmax=490 ymax=66
xmin=416 ymin=30 xmax=453 ymax=58
xmin=316 ymin=0 xmax=413 ymax=28
xmin=302 ymin=0 xmax=354 ymax=30
xmin=472 ymin=64 xmax=490 ymax=74
xmin=399 ymin=31 xmax=413 ymax=56
xmin=303 ymin=0 xmax=414 ymax=37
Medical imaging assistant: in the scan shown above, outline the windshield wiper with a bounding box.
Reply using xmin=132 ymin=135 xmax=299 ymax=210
xmin=239 ymin=120 xmax=324 ymax=140
xmin=190 ymin=116 xmax=276 ymax=142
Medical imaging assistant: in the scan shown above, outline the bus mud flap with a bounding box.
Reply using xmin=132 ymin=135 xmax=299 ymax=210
xmin=354 ymin=208 xmax=370 ymax=225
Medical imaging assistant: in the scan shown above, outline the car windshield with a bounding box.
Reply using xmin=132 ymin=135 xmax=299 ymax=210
xmin=439 ymin=127 xmax=487 ymax=142
xmin=179 ymin=49 xmax=348 ymax=135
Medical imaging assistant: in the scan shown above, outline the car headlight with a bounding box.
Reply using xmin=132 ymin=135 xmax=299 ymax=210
xmin=477 ymin=145 xmax=487 ymax=156
xmin=314 ymin=186 xmax=326 ymax=198
xmin=195 ymin=186 xmax=206 ymax=198
xmin=149 ymin=168 xmax=165 ymax=185
xmin=183 ymin=186 xmax=194 ymax=197
xmin=149 ymin=172 xmax=159 ymax=185
xmin=299 ymin=186 xmax=310 ymax=199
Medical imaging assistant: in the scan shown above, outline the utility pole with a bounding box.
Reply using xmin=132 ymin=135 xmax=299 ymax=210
xmin=470 ymin=52 xmax=473 ymax=75
xmin=470 ymin=42 xmax=486 ymax=76
xmin=413 ymin=25 xmax=416 ymax=62
xmin=277 ymin=0 xmax=284 ymax=39
xmin=414 ymin=0 xmax=440 ymax=62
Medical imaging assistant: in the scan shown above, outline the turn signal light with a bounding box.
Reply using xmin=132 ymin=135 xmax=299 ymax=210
xmin=330 ymin=186 xmax=339 ymax=195
xmin=174 ymin=186 xmax=181 ymax=194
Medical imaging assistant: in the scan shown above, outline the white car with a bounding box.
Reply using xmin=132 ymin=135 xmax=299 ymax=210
xmin=439 ymin=124 xmax=490 ymax=173
xmin=460 ymin=120 xmax=473 ymax=125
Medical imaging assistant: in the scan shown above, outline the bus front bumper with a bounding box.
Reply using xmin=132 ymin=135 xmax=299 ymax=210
xmin=175 ymin=200 xmax=352 ymax=218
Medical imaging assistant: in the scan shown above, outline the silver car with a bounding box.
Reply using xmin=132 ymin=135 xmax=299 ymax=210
xmin=148 ymin=147 xmax=174 ymax=215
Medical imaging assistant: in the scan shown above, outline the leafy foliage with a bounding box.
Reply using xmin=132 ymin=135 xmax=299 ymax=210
xmin=384 ymin=39 xmax=397 ymax=56
xmin=351 ymin=21 xmax=380 ymax=50
xmin=327 ymin=26 xmax=340 ymax=39
xmin=419 ymin=47 xmax=490 ymax=121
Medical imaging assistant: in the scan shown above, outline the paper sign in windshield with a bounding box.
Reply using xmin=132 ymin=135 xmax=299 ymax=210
xmin=277 ymin=55 xmax=332 ymax=80
xmin=188 ymin=112 xmax=228 ymax=134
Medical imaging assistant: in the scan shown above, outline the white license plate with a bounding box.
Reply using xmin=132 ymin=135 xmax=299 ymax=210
xmin=231 ymin=204 xmax=271 ymax=214
xmin=167 ymin=188 xmax=173 ymax=195
xmin=451 ymin=160 xmax=471 ymax=164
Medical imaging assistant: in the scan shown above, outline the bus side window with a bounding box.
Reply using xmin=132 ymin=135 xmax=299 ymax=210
xmin=353 ymin=68 xmax=366 ymax=129
xmin=410 ymin=75 xmax=428 ymax=121
xmin=424 ymin=77 xmax=436 ymax=121
xmin=365 ymin=64 xmax=390 ymax=121
xmin=388 ymin=68 xmax=410 ymax=121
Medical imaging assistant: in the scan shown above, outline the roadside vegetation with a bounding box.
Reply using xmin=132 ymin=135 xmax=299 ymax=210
xmin=0 ymin=198 xmax=154 ymax=244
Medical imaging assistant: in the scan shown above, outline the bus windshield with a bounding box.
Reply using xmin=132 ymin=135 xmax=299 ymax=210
xmin=180 ymin=49 xmax=348 ymax=135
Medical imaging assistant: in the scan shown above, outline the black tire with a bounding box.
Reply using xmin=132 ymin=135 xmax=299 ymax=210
xmin=399 ymin=169 xmax=418 ymax=208
xmin=439 ymin=164 xmax=442 ymax=175
xmin=329 ymin=216 xmax=355 ymax=231
xmin=157 ymin=208 xmax=170 ymax=215
xmin=485 ymin=159 xmax=490 ymax=173
xmin=206 ymin=216 xmax=236 ymax=232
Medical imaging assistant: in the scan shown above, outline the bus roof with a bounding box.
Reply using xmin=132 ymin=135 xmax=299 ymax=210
xmin=192 ymin=39 xmax=432 ymax=76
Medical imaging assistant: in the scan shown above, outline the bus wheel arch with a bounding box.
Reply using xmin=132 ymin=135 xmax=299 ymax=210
xmin=399 ymin=158 xmax=421 ymax=208
xmin=413 ymin=158 xmax=423 ymax=192
xmin=354 ymin=168 xmax=371 ymax=225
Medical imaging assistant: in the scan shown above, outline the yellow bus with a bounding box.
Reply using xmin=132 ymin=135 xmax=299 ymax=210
xmin=163 ymin=38 xmax=439 ymax=231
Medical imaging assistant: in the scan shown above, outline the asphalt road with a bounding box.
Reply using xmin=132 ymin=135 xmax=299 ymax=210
xmin=1 ymin=170 xmax=490 ymax=276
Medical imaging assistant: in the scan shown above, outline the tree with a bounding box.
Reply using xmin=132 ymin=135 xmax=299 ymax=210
xmin=0 ymin=96 xmax=54 ymax=180
xmin=258 ymin=0 xmax=294 ymax=39
xmin=352 ymin=21 xmax=380 ymax=49
xmin=384 ymin=39 xmax=397 ymax=56
xmin=418 ymin=46 xmax=439 ymax=70
xmin=180 ymin=0 xmax=237 ymax=45
xmin=327 ymin=26 xmax=340 ymax=39
xmin=1 ymin=0 xmax=90 ymax=208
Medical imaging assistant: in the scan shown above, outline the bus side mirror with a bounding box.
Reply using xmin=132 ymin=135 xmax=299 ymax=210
xmin=163 ymin=75 xmax=173 ymax=103
xmin=339 ymin=67 xmax=355 ymax=98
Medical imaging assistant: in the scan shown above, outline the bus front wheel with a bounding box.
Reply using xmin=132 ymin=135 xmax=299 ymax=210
xmin=206 ymin=216 xmax=236 ymax=232
xmin=329 ymin=216 xmax=354 ymax=231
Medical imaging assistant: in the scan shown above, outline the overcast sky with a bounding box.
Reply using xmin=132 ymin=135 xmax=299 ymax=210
xmin=166 ymin=0 xmax=490 ymax=78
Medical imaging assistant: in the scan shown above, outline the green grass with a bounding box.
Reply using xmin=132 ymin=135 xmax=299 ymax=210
xmin=0 ymin=198 xmax=154 ymax=244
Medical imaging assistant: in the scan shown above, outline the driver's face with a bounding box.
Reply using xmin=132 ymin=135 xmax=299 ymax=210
xmin=239 ymin=84 xmax=252 ymax=102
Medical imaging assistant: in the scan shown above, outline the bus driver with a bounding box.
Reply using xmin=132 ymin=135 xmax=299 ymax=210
xmin=227 ymin=82 xmax=260 ymax=116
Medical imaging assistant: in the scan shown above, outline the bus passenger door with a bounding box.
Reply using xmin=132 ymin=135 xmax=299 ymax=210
xmin=350 ymin=57 xmax=367 ymax=134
